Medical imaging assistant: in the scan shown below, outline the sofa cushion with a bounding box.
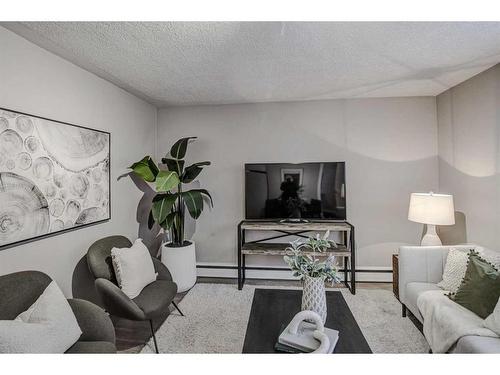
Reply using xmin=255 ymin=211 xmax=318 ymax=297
xmin=484 ymin=297 xmax=500 ymax=336
xmin=450 ymin=251 xmax=500 ymax=319
xmin=405 ymin=282 xmax=442 ymax=322
xmin=132 ymin=280 xmax=177 ymax=319
xmin=454 ymin=335 xmax=500 ymax=354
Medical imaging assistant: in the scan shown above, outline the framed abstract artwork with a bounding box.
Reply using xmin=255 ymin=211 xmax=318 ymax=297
xmin=0 ymin=107 xmax=110 ymax=250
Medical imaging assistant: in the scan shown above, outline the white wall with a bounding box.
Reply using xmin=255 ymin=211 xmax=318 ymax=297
xmin=437 ymin=65 xmax=500 ymax=250
xmin=8 ymin=24 xmax=483 ymax=285
xmin=158 ymin=97 xmax=438 ymax=276
xmin=0 ymin=27 xmax=157 ymax=296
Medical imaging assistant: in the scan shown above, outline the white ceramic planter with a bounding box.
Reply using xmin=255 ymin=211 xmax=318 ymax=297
xmin=301 ymin=276 xmax=327 ymax=323
xmin=161 ymin=241 xmax=197 ymax=292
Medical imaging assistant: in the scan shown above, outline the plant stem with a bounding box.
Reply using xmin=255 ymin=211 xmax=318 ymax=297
xmin=179 ymin=182 xmax=183 ymax=245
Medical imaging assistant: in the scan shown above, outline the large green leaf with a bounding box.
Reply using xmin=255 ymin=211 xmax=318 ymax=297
xmin=160 ymin=212 xmax=177 ymax=230
xmin=162 ymin=158 xmax=185 ymax=176
xmin=129 ymin=156 xmax=159 ymax=182
xmin=170 ymin=137 xmax=197 ymax=160
xmin=190 ymin=188 xmax=213 ymax=207
xmin=152 ymin=193 xmax=177 ymax=224
xmin=182 ymin=190 xmax=204 ymax=219
xmin=182 ymin=161 xmax=211 ymax=183
xmin=155 ymin=170 xmax=180 ymax=192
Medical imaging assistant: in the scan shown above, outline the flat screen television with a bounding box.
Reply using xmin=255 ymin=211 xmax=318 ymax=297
xmin=245 ymin=162 xmax=346 ymax=220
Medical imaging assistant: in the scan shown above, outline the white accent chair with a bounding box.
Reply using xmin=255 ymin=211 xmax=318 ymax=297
xmin=398 ymin=244 xmax=500 ymax=353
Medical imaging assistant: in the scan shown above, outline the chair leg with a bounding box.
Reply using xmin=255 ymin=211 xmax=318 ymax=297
xmin=149 ymin=319 xmax=159 ymax=354
xmin=402 ymin=304 xmax=407 ymax=318
xmin=172 ymin=301 xmax=184 ymax=316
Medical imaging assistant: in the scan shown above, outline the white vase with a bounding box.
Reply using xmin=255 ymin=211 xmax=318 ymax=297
xmin=301 ymin=275 xmax=327 ymax=324
xmin=161 ymin=241 xmax=197 ymax=292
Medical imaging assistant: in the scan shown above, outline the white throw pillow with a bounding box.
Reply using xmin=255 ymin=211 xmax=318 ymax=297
xmin=0 ymin=281 xmax=82 ymax=353
xmin=437 ymin=248 xmax=470 ymax=293
xmin=111 ymin=238 xmax=157 ymax=299
xmin=475 ymin=246 xmax=500 ymax=269
xmin=484 ymin=297 xmax=500 ymax=336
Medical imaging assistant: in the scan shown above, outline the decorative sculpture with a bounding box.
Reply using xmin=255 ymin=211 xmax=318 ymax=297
xmin=278 ymin=310 xmax=339 ymax=354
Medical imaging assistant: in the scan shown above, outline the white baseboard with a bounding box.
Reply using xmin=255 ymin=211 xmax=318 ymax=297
xmin=196 ymin=262 xmax=392 ymax=283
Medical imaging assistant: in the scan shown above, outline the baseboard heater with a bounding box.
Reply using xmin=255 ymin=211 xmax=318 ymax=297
xmin=196 ymin=264 xmax=392 ymax=273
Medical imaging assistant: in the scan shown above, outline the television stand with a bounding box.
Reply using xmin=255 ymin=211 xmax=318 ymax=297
xmin=279 ymin=218 xmax=310 ymax=224
xmin=237 ymin=220 xmax=356 ymax=294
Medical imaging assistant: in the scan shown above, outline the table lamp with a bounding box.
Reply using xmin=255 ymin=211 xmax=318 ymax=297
xmin=408 ymin=192 xmax=455 ymax=246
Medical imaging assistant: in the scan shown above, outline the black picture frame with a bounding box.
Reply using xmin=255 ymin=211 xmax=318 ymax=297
xmin=0 ymin=106 xmax=111 ymax=251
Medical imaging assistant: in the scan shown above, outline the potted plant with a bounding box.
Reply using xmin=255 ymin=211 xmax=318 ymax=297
xmin=128 ymin=137 xmax=212 ymax=292
xmin=284 ymin=231 xmax=340 ymax=323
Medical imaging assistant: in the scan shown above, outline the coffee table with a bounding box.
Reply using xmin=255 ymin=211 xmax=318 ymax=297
xmin=242 ymin=289 xmax=371 ymax=353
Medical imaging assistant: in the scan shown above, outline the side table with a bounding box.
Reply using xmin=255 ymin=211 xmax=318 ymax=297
xmin=392 ymin=253 xmax=406 ymax=317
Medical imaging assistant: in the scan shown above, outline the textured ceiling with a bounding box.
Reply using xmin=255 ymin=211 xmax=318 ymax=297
xmin=3 ymin=22 xmax=500 ymax=107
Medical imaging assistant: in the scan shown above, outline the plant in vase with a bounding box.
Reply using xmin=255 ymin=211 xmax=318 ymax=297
xmin=128 ymin=137 xmax=212 ymax=292
xmin=284 ymin=231 xmax=340 ymax=323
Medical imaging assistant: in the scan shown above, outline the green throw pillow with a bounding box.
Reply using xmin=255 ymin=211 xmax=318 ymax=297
xmin=449 ymin=251 xmax=500 ymax=319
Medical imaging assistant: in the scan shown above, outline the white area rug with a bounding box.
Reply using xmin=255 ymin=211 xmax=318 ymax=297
xmin=141 ymin=284 xmax=428 ymax=353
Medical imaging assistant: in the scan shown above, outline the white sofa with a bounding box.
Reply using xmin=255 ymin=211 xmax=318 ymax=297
xmin=398 ymin=244 xmax=500 ymax=353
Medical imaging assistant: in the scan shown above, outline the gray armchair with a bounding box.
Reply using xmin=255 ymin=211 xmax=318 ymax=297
xmin=86 ymin=235 xmax=182 ymax=353
xmin=0 ymin=270 xmax=116 ymax=353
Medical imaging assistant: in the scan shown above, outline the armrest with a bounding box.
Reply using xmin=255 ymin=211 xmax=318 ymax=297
xmin=94 ymin=278 xmax=146 ymax=321
xmin=398 ymin=246 xmax=451 ymax=305
xmin=152 ymin=257 xmax=173 ymax=281
xmin=68 ymin=298 xmax=115 ymax=344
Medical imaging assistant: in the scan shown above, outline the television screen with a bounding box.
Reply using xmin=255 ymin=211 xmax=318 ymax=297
xmin=245 ymin=162 xmax=346 ymax=220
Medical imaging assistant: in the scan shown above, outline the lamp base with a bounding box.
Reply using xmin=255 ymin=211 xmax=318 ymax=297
xmin=421 ymin=224 xmax=442 ymax=246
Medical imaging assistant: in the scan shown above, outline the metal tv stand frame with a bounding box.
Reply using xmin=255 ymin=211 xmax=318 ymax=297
xmin=237 ymin=219 xmax=356 ymax=294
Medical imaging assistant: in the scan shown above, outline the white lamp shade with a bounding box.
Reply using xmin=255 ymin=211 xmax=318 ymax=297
xmin=408 ymin=193 xmax=455 ymax=226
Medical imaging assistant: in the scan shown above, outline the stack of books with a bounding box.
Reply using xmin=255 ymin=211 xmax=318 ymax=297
xmin=274 ymin=322 xmax=339 ymax=354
